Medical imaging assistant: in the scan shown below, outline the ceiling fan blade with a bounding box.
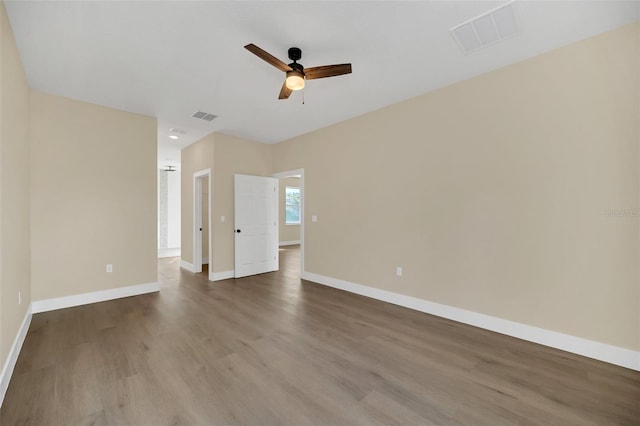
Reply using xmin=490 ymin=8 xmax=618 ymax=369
xmin=245 ymin=44 xmax=292 ymax=72
xmin=304 ymin=64 xmax=352 ymax=80
xmin=278 ymin=80 xmax=292 ymax=100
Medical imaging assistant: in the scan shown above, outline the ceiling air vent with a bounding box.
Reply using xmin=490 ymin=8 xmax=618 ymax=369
xmin=192 ymin=110 xmax=217 ymax=121
xmin=450 ymin=1 xmax=519 ymax=54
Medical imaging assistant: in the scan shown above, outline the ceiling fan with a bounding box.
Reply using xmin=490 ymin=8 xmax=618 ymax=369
xmin=244 ymin=44 xmax=352 ymax=100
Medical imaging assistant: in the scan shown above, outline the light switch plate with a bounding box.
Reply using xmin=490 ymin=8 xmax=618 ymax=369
xmin=312 ymin=215 xmax=317 ymax=222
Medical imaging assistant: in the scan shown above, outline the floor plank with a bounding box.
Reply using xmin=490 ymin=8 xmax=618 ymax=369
xmin=2 ymin=245 xmax=639 ymax=425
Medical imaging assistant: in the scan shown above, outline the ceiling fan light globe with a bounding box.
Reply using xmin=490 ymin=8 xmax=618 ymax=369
xmin=285 ymin=71 xmax=305 ymax=91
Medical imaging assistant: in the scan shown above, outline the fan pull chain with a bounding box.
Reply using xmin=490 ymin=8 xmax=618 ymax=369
xmin=302 ymin=88 xmax=305 ymax=105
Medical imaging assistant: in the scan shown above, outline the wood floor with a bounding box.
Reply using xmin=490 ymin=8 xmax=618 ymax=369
xmin=2 ymin=246 xmax=639 ymax=425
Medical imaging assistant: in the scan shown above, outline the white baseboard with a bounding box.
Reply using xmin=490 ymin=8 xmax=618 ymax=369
xmin=279 ymin=240 xmax=301 ymax=246
xmin=0 ymin=305 xmax=32 ymax=408
xmin=202 ymin=257 xmax=209 ymax=265
xmin=31 ymin=282 xmax=160 ymax=314
xmin=301 ymin=271 xmax=640 ymax=372
xmin=180 ymin=260 xmax=196 ymax=273
xmin=158 ymin=247 xmax=181 ymax=258
xmin=212 ymin=270 xmax=235 ymax=281
xmin=157 ymin=253 xmax=178 ymax=259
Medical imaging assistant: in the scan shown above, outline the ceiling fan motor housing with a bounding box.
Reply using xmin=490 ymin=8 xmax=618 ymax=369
xmin=288 ymin=47 xmax=302 ymax=62
xmin=289 ymin=62 xmax=304 ymax=73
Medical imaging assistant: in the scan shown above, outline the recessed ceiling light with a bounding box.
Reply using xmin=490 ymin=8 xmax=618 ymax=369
xmin=169 ymin=135 xmax=179 ymax=140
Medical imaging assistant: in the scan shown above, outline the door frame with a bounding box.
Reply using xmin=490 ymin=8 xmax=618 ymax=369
xmin=273 ymin=168 xmax=305 ymax=275
xmin=193 ymin=168 xmax=212 ymax=275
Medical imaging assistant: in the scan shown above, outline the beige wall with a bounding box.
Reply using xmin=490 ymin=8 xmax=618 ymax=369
xmin=274 ymin=23 xmax=640 ymax=351
xmin=180 ymin=134 xmax=214 ymax=266
xmin=212 ymin=133 xmax=273 ymax=273
xmin=0 ymin=1 xmax=31 ymax=368
xmin=30 ymin=91 xmax=157 ymax=300
xmin=180 ymin=132 xmax=272 ymax=273
xmin=279 ymin=177 xmax=301 ymax=243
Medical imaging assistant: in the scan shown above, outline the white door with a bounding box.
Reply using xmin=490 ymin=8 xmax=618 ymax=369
xmin=234 ymin=174 xmax=278 ymax=278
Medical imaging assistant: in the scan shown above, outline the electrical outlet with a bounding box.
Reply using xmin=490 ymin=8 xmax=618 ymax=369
xmin=106 ymin=264 xmax=113 ymax=273
xmin=396 ymin=266 xmax=403 ymax=277
xmin=312 ymin=215 xmax=318 ymax=222
xmin=221 ymin=215 xmax=225 ymax=222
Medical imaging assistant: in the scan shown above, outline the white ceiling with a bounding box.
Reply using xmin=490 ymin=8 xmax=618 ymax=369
xmin=5 ymin=1 xmax=638 ymax=169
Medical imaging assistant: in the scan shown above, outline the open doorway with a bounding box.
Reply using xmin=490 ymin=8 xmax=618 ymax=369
xmin=193 ymin=169 xmax=211 ymax=275
xmin=273 ymin=169 xmax=304 ymax=278
xmin=158 ymin=165 xmax=181 ymax=258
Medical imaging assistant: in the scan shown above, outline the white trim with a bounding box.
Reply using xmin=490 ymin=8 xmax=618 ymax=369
xmin=279 ymin=240 xmax=301 ymax=246
xmin=31 ymin=282 xmax=160 ymax=314
xmin=180 ymin=260 xmax=196 ymax=272
xmin=301 ymin=271 xmax=640 ymax=372
xmin=158 ymin=247 xmax=180 ymax=258
xmin=272 ymin=169 xmax=304 ymax=179
xmin=212 ymin=270 xmax=235 ymax=281
xmin=157 ymin=252 xmax=180 ymax=259
xmin=194 ymin=174 xmax=201 ymax=273
xmin=0 ymin=305 xmax=32 ymax=408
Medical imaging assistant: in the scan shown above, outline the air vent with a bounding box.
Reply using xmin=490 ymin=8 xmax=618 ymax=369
xmin=450 ymin=1 xmax=518 ymax=54
xmin=192 ymin=110 xmax=217 ymax=121
xmin=169 ymin=127 xmax=187 ymax=134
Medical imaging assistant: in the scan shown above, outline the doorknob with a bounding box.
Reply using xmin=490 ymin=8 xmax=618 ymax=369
xmin=236 ymin=229 xmax=241 ymax=233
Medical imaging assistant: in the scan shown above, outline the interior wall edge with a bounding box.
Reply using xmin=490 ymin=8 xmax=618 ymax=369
xmin=301 ymin=271 xmax=640 ymax=372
